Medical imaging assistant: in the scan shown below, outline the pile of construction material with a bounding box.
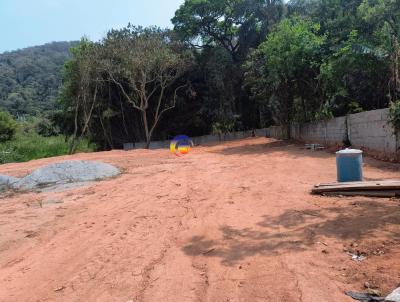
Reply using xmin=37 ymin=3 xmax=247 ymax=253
xmin=312 ymin=180 xmax=400 ymax=197
xmin=0 ymin=160 xmax=120 ymax=192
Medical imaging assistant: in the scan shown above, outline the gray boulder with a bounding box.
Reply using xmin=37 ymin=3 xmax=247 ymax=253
xmin=0 ymin=175 xmax=20 ymax=191
xmin=13 ymin=160 xmax=120 ymax=191
xmin=387 ymin=288 xmax=400 ymax=302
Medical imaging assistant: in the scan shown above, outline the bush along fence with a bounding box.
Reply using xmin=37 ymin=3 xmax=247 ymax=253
xmin=268 ymin=108 xmax=400 ymax=161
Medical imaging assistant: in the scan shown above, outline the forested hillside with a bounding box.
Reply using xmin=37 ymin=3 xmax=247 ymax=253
xmin=0 ymin=41 xmax=77 ymax=116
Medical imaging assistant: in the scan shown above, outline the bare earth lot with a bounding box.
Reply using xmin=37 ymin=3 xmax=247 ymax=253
xmin=0 ymin=137 xmax=399 ymax=302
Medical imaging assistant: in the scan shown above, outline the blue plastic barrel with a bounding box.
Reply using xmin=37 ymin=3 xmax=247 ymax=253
xmin=336 ymin=149 xmax=363 ymax=182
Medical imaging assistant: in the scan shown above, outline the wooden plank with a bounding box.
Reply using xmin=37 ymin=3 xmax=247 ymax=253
xmin=313 ymin=181 xmax=400 ymax=193
xmin=321 ymin=190 xmax=400 ymax=198
xmin=313 ymin=185 xmax=400 ymax=193
xmin=316 ymin=180 xmax=400 ymax=187
xmin=317 ymin=181 xmax=400 ymax=187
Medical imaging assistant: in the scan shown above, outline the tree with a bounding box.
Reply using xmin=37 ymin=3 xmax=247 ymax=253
xmin=246 ymin=18 xmax=325 ymax=125
xmin=358 ymin=0 xmax=400 ymax=102
xmin=0 ymin=111 xmax=18 ymax=142
xmin=102 ymin=26 xmax=191 ymax=148
xmin=172 ymin=0 xmax=285 ymax=127
xmin=55 ymin=0 xmax=399 ymax=150
xmin=172 ymin=0 xmax=285 ymax=62
xmin=59 ymin=39 xmax=102 ymax=154
xmin=319 ymin=30 xmax=390 ymax=115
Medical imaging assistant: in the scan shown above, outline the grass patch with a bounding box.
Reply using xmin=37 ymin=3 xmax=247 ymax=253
xmin=0 ymin=133 xmax=95 ymax=164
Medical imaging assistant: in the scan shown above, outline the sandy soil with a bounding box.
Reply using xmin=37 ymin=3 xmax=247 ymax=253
xmin=0 ymin=137 xmax=399 ymax=302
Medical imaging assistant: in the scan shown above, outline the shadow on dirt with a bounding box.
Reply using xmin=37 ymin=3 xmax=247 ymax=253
xmin=210 ymin=139 xmax=400 ymax=172
xmin=209 ymin=140 xmax=333 ymax=159
xmin=182 ymin=200 xmax=400 ymax=265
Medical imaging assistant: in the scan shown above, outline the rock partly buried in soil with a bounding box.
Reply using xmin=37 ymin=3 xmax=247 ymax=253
xmin=0 ymin=175 xmax=20 ymax=191
xmin=386 ymin=287 xmax=400 ymax=302
xmin=4 ymin=160 xmax=120 ymax=192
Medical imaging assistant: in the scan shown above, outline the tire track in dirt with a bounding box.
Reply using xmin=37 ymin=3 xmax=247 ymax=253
xmin=133 ymin=243 xmax=171 ymax=301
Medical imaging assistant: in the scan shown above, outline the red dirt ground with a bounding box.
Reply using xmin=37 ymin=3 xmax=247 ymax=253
xmin=0 ymin=137 xmax=399 ymax=302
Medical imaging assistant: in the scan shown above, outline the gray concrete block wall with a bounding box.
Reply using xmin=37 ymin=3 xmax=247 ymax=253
xmin=268 ymin=126 xmax=289 ymax=139
xmin=123 ymin=143 xmax=135 ymax=151
xmin=255 ymin=128 xmax=269 ymax=137
xmin=300 ymin=121 xmax=327 ymax=143
xmin=149 ymin=141 xmax=170 ymax=149
xmin=126 ymin=110 xmax=399 ymax=160
xmin=290 ymin=118 xmax=346 ymax=145
xmin=267 ymin=108 xmax=399 ymax=160
xmin=129 ymin=128 xmax=269 ymax=150
xmin=192 ymin=134 xmax=220 ymax=145
xmin=348 ymin=108 xmax=397 ymax=156
xmin=325 ymin=116 xmax=348 ymax=145
xmin=133 ymin=141 xmax=169 ymax=149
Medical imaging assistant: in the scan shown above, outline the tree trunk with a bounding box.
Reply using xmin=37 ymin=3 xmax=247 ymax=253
xmin=69 ymin=85 xmax=98 ymax=154
xmin=142 ymin=110 xmax=151 ymax=149
xmin=389 ymin=34 xmax=400 ymax=103
xmin=393 ymin=35 xmax=400 ymax=102
xmin=69 ymin=100 xmax=80 ymax=154
xmin=301 ymin=96 xmax=307 ymax=122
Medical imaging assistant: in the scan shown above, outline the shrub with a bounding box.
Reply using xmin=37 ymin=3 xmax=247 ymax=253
xmin=0 ymin=111 xmax=18 ymax=142
xmin=0 ymin=133 xmax=95 ymax=164
xmin=389 ymin=100 xmax=400 ymax=132
xmin=211 ymin=118 xmax=236 ymax=136
xmin=36 ymin=118 xmax=60 ymax=137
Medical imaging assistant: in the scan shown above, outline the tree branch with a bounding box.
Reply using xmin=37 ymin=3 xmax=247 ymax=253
xmin=108 ymin=71 xmax=143 ymax=112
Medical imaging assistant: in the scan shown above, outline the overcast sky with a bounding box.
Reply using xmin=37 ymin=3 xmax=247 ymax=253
xmin=0 ymin=0 xmax=184 ymax=53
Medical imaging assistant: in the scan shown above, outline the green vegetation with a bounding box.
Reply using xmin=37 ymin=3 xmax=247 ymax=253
xmin=60 ymin=28 xmax=191 ymax=151
xmin=246 ymin=18 xmax=326 ymax=123
xmin=0 ymin=41 xmax=77 ymax=115
xmin=0 ymin=41 xmax=95 ymax=163
xmin=389 ymin=100 xmax=400 ymax=132
xmin=56 ymin=0 xmax=399 ymax=151
xmin=245 ymin=0 xmax=399 ymax=123
xmin=0 ymin=132 xmax=94 ymax=164
xmin=0 ymin=111 xmax=18 ymax=142
xmin=1 ymin=0 xmax=399 ymax=158
xmin=0 ymin=115 xmax=94 ymax=163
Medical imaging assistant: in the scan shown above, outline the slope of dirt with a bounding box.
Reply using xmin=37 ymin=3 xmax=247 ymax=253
xmin=0 ymin=138 xmax=399 ymax=302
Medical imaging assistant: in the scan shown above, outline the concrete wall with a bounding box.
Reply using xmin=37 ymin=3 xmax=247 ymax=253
xmin=125 ymin=108 xmax=400 ymax=160
xmin=267 ymin=108 xmax=399 ymax=160
xmin=268 ymin=126 xmax=289 ymax=140
xmin=126 ymin=128 xmax=268 ymax=150
xmin=290 ymin=116 xmax=347 ymax=146
xmin=348 ymin=108 xmax=398 ymax=158
xmin=255 ymin=128 xmax=269 ymax=137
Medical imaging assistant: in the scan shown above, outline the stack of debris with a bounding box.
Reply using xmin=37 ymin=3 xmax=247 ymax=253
xmin=312 ymin=180 xmax=400 ymax=197
xmin=305 ymin=143 xmax=325 ymax=151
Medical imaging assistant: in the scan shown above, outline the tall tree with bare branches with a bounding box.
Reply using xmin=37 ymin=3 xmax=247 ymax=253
xmin=102 ymin=26 xmax=190 ymax=148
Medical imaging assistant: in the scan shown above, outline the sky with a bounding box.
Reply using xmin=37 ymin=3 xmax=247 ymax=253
xmin=0 ymin=0 xmax=184 ymax=53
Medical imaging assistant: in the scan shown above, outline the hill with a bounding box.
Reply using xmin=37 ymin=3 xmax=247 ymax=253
xmin=0 ymin=41 xmax=77 ymax=116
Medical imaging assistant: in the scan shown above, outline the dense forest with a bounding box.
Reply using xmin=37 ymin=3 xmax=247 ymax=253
xmin=0 ymin=41 xmax=77 ymax=116
xmin=1 ymin=0 xmax=399 ymax=155
xmin=58 ymin=0 xmax=400 ymax=150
